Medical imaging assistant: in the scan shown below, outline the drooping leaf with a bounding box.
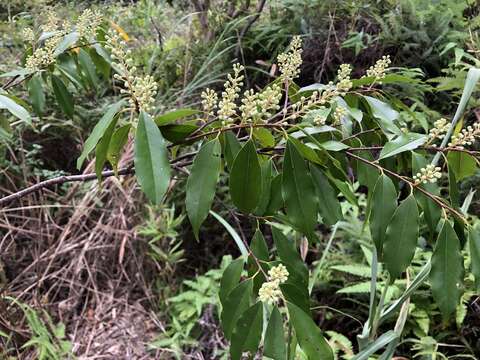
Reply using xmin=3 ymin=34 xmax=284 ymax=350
xmin=219 ymin=257 xmax=245 ymax=305
xmin=230 ymin=302 xmax=263 ymax=360
xmin=448 ymin=163 xmax=460 ymax=208
xmin=107 ymin=124 xmax=131 ymax=174
xmin=222 ymin=130 xmax=241 ymax=171
xmin=77 ymin=100 xmax=124 ymax=169
xmin=253 ymin=127 xmax=275 ymax=148
xmin=53 ymin=32 xmax=79 ymax=56
xmin=265 ymin=174 xmax=284 ymax=215
xmin=379 ymin=133 xmax=427 ymax=160
xmin=254 ymin=159 xmax=274 ymax=215
xmin=134 ymin=111 xmax=171 ymax=204
xmin=221 ymin=279 xmax=253 ymax=340
xmin=209 ymin=210 xmax=248 ymax=256
xmin=447 ymin=151 xmax=477 ymax=181
xmin=264 ymin=306 xmax=287 ymax=360
xmin=154 ymin=108 xmax=199 ymax=126
xmin=287 ymin=302 xmax=333 ymax=360
xmin=363 ymin=96 xmax=401 ymax=138
xmin=430 ymin=220 xmax=464 ymax=319
xmin=383 ymin=194 xmax=419 ymax=279
xmin=282 ymin=139 xmax=317 ymax=237
xmin=0 ymin=94 xmax=31 ymax=124
xmin=248 ymin=230 xmax=269 ymax=293
xmin=78 ymin=49 xmax=99 ymax=88
xmin=310 ymin=164 xmax=343 ymax=226
xmin=229 ymin=139 xmax=262 ymax=213
xmin=186 ymin=139 xmax=222 ymax=238
xmin=469 ymin=226 xmax=480 ymax=292
xmin=51 ymin=75 xmax=74 ymax=118
xmin=369 ymin=174 xmax=397 ymax=258
xmin=28 ymin=74 xmax=45 ymax=115
xmin=94 ymin=116 xmax=117 ymax=180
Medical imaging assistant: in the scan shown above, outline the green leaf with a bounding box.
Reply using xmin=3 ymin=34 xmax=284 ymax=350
xmin=0 ymin=94 xmax=31 ymax=124
xmin=369 ymin=174 xmax=397 ymax=258
xmin=78 ymin=49 xmax=99 ymax=88
xmin=320 ymin=140 xmax=350 ymax=151
xmin=351 ymin=330 xmax=397 ymax=360
xmin=265 ymin=174 xmax=284 ymax=215
xmin=430 ymin=220 xmax=464 ymax=319
xmin=134 ymin=111 xmax=171 ymax=204
xmin=287 ymin=302 xmax=333 ymax=360
xmin=253 ymin=127 xmax=275 ymax=148
xmin=159 ymin=124 xmax=197 ymax=143
xmin=221 ymin=279 xmax=253 ymax=340
xmin=223 ymin=130 xmax=241 ymax=171
xmin=107 ymin=124 xmax=131 ymax=174
xmin=77 ymin=100 xmax=124 ymax=169
xmin=229 ymin=139 xmax=262 ymax=213
xmin=254 ymin=159 xmax=274 ymax=216
xmin=379 ymin=133 xmax=427 ymax=160
xmin=219 ymin=257 xmax=245 ymax=305
xmin=448 ymin=163 xmax=460 ymax=208
xmin=53 ymin=32 xmax=79 ymax=56
xmin=95 ymin=116 xmax=117 ymax=180
xmin=230 ymin=302 xmax=263 ymax=360
xmin=186 ymin=139 xmax=222 ymax=238
xmin=310 ymin=165 xmax=342 ymax=226
xmin=248 ymin=230 xmax=269 ymax=293
xmin=469 ymin=226 xmax=480 ymax=292
xmin=51 ymin=75 xmax=74 ymax=118
xmin=282 ymin=139 xmax=317 ymax=237
xmin=281 ymin=283 xmax=310 ymax=314
xmin=28 ymin=74 xmax=45 ymax=115
xmin=272 ymin=227 xmax=308 ymax=289
xmin=383 ymin=194 xmax=419 ymax=279
xmin=447 ymin=151 xmax=477 ymax=181
xmin=363 ymin=96 xmax=401 ymax=138
xmin=264 ymin=306 xmax=287 ymax=360
xmin=209 ymin=210 xmax=248 ymax=256
xmin=154 ymin=109 xmax=199 ymax=126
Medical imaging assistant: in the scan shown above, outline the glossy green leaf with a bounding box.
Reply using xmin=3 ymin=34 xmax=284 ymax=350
xmin=78 ymin=49 xmax=99 ymax=88
xmin=223 ymin=130 xmax=241 ymax=171
xmin=329 ymin=177 xmax=357 ymax=207
xmin=379 ymin=133 xmax=427 ymax=160
xmin=77 ymin=100 xmax=124 ymax=169
xmin=282 ymin=139 xmax=317 ymax=237
xmin=370 ymin=174 xmax=397 ymax=258
xmin=320 ymin=140 xmax=350 ymax=151
xmin=254 ymin=159 xmax=274 ymax=215
xmin=265 ymin=174 xmax=284 ymax=215
xmin=94 ymin=116 xmax=117 ymax=180
xmin=272 ymin=227 xmax=308 ymax=289
xmin=310 ymin=164 xmax=342 ymax=226
xmin=107 ymin=124 xmax=131 ymax=174
xmin=134 ymin=112 xmax=171 ymax=204
xmin=447 ymin=151 xmax=477 ymax=181
xmin=469 ymin=226 xmax=480 ymax=292
xmin=53 ymin=32 xmax=79 ymax=56
xmin=229 ymin=139 xmax=262 ymax=213
xmin=220 ymin=257 xmax=245 ymax=305
xmin=159 ymin=123 xmax=197 ymax=143
xmin=0 ymin=94 xmax=31 ymax=124
xmin=186 ymin=139 xmax=222 ymax=238
xmin=281 ymin=283 xmax=310 ymax=314
xmin=430 ymin=220 xmax=464 ymax=319
xmin=264 ymin=306 xmax=287 ymax=360
xmin=230 ymin=302 xmax=263 ymax=360
xmin=363 ymin=96 xmax=401 ymax=138
xmin=383 ymin=194 xmax=419 ymax=279
xmin=154 ymin=109 xmax=199 ymax=126
xmin=51 ymin=75 xmax=74 ymax=118
xmin=221 ymin=279 xmax=253 ymax=340
xmin=28 ymin=74 xmax=45 ymax=115
xmin=253 ymin=127 xmax=275 ymax=148
xmin=287 ymin=302 xmax=333 ymax=360
xmin=448 ymin=163 xmax=460 ymax=208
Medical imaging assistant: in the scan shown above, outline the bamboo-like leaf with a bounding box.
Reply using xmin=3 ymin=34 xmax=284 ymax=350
xmin=186 ymin=139 xmax=222 ymax=238
xmin=51 ymin=75 xmax=74 ymax=118
xmin=430 ymin=220 xmax=464 ymax=319
xmin=310 ymin=164 xmax=343 ymax=226
xmin=287 ymin=302 xmax=333 ymax=360
xmin=229 ymin=139 xmax=262 ymax=213
xmin=282 ymin=139 xmax=317 ymax=237
xmin=230 ymin=302 xmax=263 ymax=360
xmin=77 ymin=100 xmax=124 ymax=169
xmin=369 ymin=174 xmax=397 ymax=258
xmin=351 ymin=330 xmax=398 ymax=360
xmin=264 ymin=306 xmax=287 ymax=360
xmin=209 ymin=210 xmax=248 ymax=256
xmin=0 ymin=94 xmax=31 ymax=124
xmin=383 ymin=194 xmax=419 ymax=279
xmin=134 ymin=112 xmax=171 ymax=204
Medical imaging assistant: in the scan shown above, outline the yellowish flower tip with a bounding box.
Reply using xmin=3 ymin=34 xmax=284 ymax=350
xmin=413 ymin=164 xmax=442 ymax=185
xmin=201 ymin=88 xmax=218 ymax=116
xmin=278 ymin=35 xmax=303 ymax=81
xmin=258 ymin=264 xmax=289 ymax=304
xmin=366 ymin=55 xmax=391 ymax=81
xmin=448 ymin=122 xmax=480 ymax=149
xmin=217 ymin=63 xmax=244 ymax=125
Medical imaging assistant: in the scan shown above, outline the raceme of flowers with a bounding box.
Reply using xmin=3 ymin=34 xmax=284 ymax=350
xmin=427 ymin=118 xmax=451 ymax=144
xmin=278 ymin=35 xmax=303 ymax=81
xmin=448 ymin=122 xmax=480 ymax=149
xmin=413 ymin=164 xmax=442 ymax=185
xmin=106 ymin=29 xmax=158 ymax=113
xmin=217 ymin=63 xmax=244 ymax=125
xmin=258 ymin=264 xmax=289 ymax=304
xmin=365 ymin=55 xmax=391 ymax=81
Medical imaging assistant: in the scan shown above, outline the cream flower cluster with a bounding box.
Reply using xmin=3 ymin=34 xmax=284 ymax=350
xmin=258 ymin=264 xmax=289 ymax=305
xmin=25 ymin=33 xmax=63 ymax=71
xmin=278 ymin=36 xmax=303 ymax=81
xmin=313 ymin=108 xmax=327 ymax=126
xmin=41 ymin=13 xmax=60 ymax=33
xmin=413 ymin=164 xmax=442 ymax=185
xmin=22 ymin=27 xmax=35 ymax=43
xmin=201 ymin=88 xmax=218 ymax=117
xmin=336 ymin=64 xmax=353 ymax=94
xmin=76 ymin=9 xmax=103 ymax=39
xmin=333 ymin=106 xmax=347 ymax=124
xmin=366 ymin=55 xmax=391 ymax=80
xmin=448 ymin=122 xmax=480 ymax=149
xmin=106 ymin=29 xmax=158 ymax=113
xmin=239 ymin=84 xmax=282 ymax=123
xmin=218 ymin=63 xmax=244 ymax=125
xmin=428 ymin=118 xmax=451 ymax=144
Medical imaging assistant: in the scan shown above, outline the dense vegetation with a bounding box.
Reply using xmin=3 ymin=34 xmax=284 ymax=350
xmin=1 ymin=0 xmax=480 ymax=359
